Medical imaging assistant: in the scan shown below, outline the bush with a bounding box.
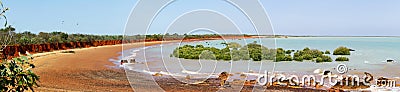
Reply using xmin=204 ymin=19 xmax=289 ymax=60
xmin=294 ymin=56 xmax=304 ymax=61
xmin=325 ymin=50 xmax=330 ymax=54
xmin=333 ymin=46 xmax=350 ymax=55
xmin=199 ymin=50 xmax=215 ymax=60
xmin=173 ymin=43 xmax=270 ymax=61
xmin=1 ymin=56 xmax=39 ymax=91
xmin=276 ymin=48 xmax=284 ymax=54
xmin=275 ymin=55 xmax=292 ymax=62
xmin=335 ymin=57 xmax=349 ymax=61
xmin=250 ymin=51 xmax=262 ymax=61
xmin=316 ymin=55 xmax=332 ymax=63
xmin=293 ymin=52 xmax=300 ymax=57
xmin=302 ymin=54 xmax=313 ymax=60
xmin=172 ymin=43 xmax=348 ymax=63
xmin=285 ymin=50 xmax=292 ymax=54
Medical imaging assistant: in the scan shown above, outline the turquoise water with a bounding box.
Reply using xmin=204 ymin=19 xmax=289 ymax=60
xmin=125 ymin=37 xmax=400 ymax=83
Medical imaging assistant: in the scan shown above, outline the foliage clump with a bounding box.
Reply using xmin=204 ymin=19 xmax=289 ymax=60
xmin=324 ymin=50 xmax=330 ymax=54
xmin=292 ymin=47 xmax=328 ymax=62
xmin=333 ymin=46 xmax=351 ymax=55
xmin=10 ymin=32 xmax=124 ymax=45
xmin=172 ymin=42 xmax=339 ymax=63
xmin=335 ymin=56 xmax=349 ymax=61
xmin=316 ymin=55 xmax=333 ymax=63
xmin=1 ymin=56 xmax=39 ymax=92
xmin=173 ymin=42 xmax=275 ymax=61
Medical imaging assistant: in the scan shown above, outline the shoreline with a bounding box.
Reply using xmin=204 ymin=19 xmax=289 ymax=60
xmin=32 ymin=41 xmax=183 ymax=91
xmin=122 ymin=37 xmax=400 ymax=91
xmin=31 ymin=36 xmax=257 ymax=91
xmin=30 ymin=36 xmax=399 ymax=91
xmin=119 ymin=37 xmax=336 ymax=92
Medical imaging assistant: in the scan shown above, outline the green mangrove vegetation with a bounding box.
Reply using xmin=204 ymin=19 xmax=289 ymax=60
xmin=172 ymin=42 xmax=273 ymax=61
xmin=325 ymin=50 xmax=331 ymax=54
xmin=316 ymin=55 xmax=333 ymax=63
xmin=172 ymin=42 xmax=352 ymax=63
xmin=333 ymin=46 xmax=351 ymax=55
xmin=335 ymin=56 xmax=350 ymax=61
xmin=332 ymin=46 xmax=351 ymax=61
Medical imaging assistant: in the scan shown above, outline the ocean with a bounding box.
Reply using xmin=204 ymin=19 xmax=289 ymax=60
xmin=122 ymin=37 xmax=400 ymax=85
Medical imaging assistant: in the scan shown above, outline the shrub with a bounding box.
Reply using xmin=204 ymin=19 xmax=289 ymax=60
xmin=297 ymin=48 xmax=324 ymax=59
xmin=261 ymin=49 xmax=274 ymax=60
xmin=333 ymin=46 xmax=350 ymax=55
xmin=302 ymin=54 xmax=313 ymax=60
xmin=275 ymin=53 xmax=294 ymax=62
xmin=172 ymin=43 xmax=347 ymax=63
xmin=335 ymin=57 xmax=349 ymax=61
xmin=199 ymin=50 xmax=215 ymax=60
xmin=250 ymin=52 xmax=262 ymax=61
xmin=316 ymin=55 xmax=332 ymax=63
xmin=285 ymin=50 xmax=292 ymax=54
xmin=276 ymin=48 xmax=284 ymax=53
xmin=1 ymin=56 xmax=39 ymax=91
xmin=325 ymin=50 xmax=330 ymax=54
xmin=293 ymin=52 xmax=300 ymax=57
xmin=294 ymin=56 xmax=304 ymax=61
xmin=303 ymin=47 xmax=310 ymax=51
xmin=284 ymin=55 xmax=293 ymax=61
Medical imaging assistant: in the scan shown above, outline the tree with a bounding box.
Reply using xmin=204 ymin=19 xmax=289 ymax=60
xmin=303 ymin=47 xmax=310 ymax=51
xmin=316 ymin=55 xmax=332 ymax=63
xmin=0 ymin=1 xmax=40 ymax=91
xmin=17 ymin=36 xmax=30 ymax=45
xmin=302 ymin=54 xmax=313 ymax=60
xmin=199 ymin=50 xmax=215 ymax=60
xmin=60 ymin=33 xmax=69 ymax=41
xmin=294 ymin=56 xmax=303 ymax=61
xmin=325 ymin=50 xmax=330 ymax=54
xmin=38 ymin=32 xmax=50 ymax=43
xmin=275 ymin=54 xmax=292 ymax=62
xmin=335 ymin=57 xmax=349 ymax=61
xmin=172 ymin=42 xmax=349 ymax=63
xmin=333 ymin=46 xmax=350 ymax=55
xmin=0 ymin=1 xmax=13 ymax=60
xmin=285 ymin=50 xmax=292 ymax=54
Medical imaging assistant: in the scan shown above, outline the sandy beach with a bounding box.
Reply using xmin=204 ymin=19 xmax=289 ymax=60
xmin=32 ymin=41 xmax=174 ymax=91
xmin=27 ymin=37 xmax=236 ymax=91
xmin=29 ymin=36 xmax=260 ymax=91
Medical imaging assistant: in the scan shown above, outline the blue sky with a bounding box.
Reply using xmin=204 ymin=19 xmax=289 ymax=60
xmin=3 ymin=0 xmax=400 ymax=36
xmin=4 ymin=0 xmax=134 ymax=35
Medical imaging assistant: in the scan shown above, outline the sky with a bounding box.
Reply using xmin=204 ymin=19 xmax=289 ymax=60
xmin=2 ymin=0 xmax=400 ymax=36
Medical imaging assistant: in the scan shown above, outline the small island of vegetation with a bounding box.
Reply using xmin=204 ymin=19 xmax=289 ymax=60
xmin=172 ymin=42 xmax=352 ymax=63
xmin=333 ymin=46 xmax=351 ymax=55
xmin=335 ymin=56 xmax=350 ymax=61
xmin=332 ymin=46 xmax=351 ymax=61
